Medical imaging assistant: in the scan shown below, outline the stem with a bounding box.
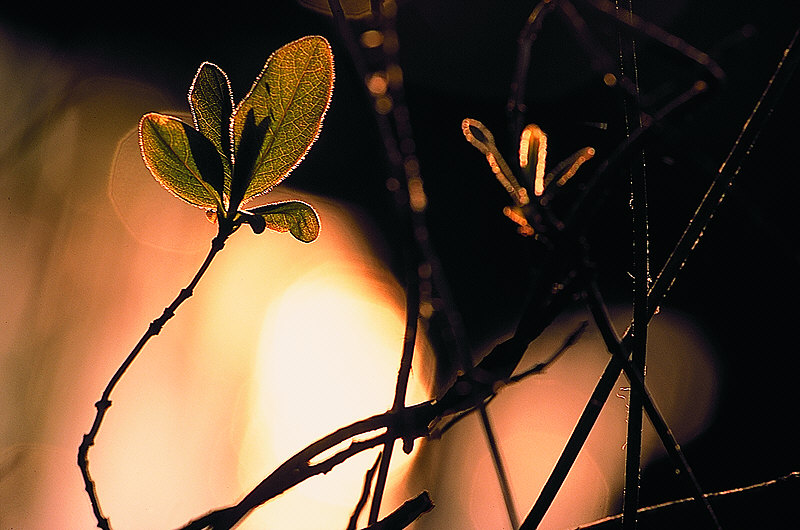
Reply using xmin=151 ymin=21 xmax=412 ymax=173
xmin=479 ymin=404 xmax=519 ymax=530
xmin=616 ymin=0 xmax=649 ymax=526
xmin=577 ymin=472 xmax=799 ymax=529
xmin=365 ymin=491 xmax=434 ymax=530
xmin=648 ymin=26 xmax=800 ymax=313
xmin=368 ymin=266 xmax=420 ymax=524
xmin=347 ymin=452 xmax=382 ymax=530
xmin=583 ymin=281 xmax=719 ymax=529
xmin=77 ymin=227 xmax=231 ymax=530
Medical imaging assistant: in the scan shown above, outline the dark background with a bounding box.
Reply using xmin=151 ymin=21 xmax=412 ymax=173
xmin=2 ymin=1 xmax=797 ymax=526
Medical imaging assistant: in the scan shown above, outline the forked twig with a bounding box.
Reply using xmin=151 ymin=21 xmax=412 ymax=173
xmin=78 ymin=229 xmax=231 ymax=530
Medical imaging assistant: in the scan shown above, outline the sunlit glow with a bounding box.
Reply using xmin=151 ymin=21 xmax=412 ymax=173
xmin=4 ymin=28 xmax=721 ymax=530
xmin=237 ymin=257 xmax=431 ymax=528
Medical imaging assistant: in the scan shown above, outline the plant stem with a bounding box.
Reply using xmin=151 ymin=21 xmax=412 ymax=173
xmin=479 ymin=404 xmax=519 ymax=530
xmin=583 ymin=281 xmax=719 ymax=529
xmin=616 ymin=0 xmax=649 ymax=526
xmin=368 ymin=265 xmax=420 ymax=524
xmin=348 ymin=452 xmax=382 ymax=530
xmin=77 ymin=227 xmax=231 ymax=530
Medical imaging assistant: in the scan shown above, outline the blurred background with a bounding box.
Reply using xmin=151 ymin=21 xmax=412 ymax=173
xmin=1 ymin=1 xmax=798 ymax=528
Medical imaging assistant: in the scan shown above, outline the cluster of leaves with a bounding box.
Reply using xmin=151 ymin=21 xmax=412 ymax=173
xmin=138 ymin=35 xmax=335 ymax=242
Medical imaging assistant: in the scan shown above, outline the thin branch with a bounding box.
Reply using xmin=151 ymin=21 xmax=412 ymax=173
xmin=508 ymin=0 xmax=558 ymax=153
xmin=508 ymin=320 xmax=589 ymax=383
xmin=583 ymin=280 xmax=719 ymax=529
xmin=479 ymin=404 xmax=519 ymax=530
xmin=578 ymin=0 xmax=726 ymax=86
xmin=362 ymin=491 xmax=434 ymax=530
xmin=520 ymin=275 xmax=720 ymax=529
xmin=576 ymin=472 xmax=800 ymax=529
xmin=616 ymin=0 xmax=649 ymax=526
xmin=430 ymin=320 xmax=588 ymax=440
xmin=324 ymin=0 xmax=426 ymax=521
xmin=647 ymin=25 xmax=800 ymax=313
xmin=369 ymin=266 xmax=420 ymax=523
xmin=77 ymin=228 xmax=231 ymax=530
xmin=347 ymin=452 xmax=383 ymax=530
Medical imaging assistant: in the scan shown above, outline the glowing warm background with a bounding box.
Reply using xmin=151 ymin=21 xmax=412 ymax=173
xmin=0 ymin=23 xmax=719 ymax=530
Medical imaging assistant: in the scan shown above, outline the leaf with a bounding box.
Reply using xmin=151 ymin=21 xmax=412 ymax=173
xmin=247 ymin=200 xmax=320 ymax=242
xmin=139 ymin=113 xmax=224 ymax=210
xmin=519 ymin=123 xmax=547 ymax=196
xmin=189 ymin=62 xmax=234 ymax=195
xmin=231 ymin=35 xmax=334 ymax=208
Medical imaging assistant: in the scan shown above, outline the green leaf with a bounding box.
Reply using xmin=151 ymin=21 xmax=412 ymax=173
xmin=189 ymin=62 xmax=234 ymax=195
xmin=247 ymin=200 xmax=320 ymax=242
xmin=230 ymin=35 xmax=334 ymax=208
xmin=139 ymin=112 xmax=224 ymax=210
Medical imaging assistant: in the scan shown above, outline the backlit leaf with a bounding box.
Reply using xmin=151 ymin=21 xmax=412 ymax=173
xmin=139 ymin=113 xmax=224 ymax=210
xmin=231 ymin=35 xmax=334 ymax=208
xmin=247 ymin=200 xmax=320 ymax=242
xmin=189 ymin=62 xmax=234 ymax=196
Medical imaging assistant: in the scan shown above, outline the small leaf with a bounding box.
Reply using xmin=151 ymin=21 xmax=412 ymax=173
xmin=139 ymin=113 xmax=224 ymax=210
xmin=247 ymin=200 xmax=320 ymax=242
xmin=519 ymin=123 xmax=547 ymax=196
xmin=189 ymin=62 xmax=234 ymax=194
xmin=229 ymin=109 xmax=269 ymax=213
xmin=543 ymin=146 xmax=595 ymax=193
xmin=231 ymin=35 xmax=334 ymax=207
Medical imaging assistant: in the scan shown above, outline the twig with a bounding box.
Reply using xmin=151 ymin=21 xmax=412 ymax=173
xmin=508 ymin=0 xmax=558 ymax=155
xmin=362 ymin=491 xmax=434 ymax=530
xmin=583 ymin=280 xmax=719 ymax=529
xmin=520 ymin=275 xmax=721 ymax=529
xmin=479 ymin=404 xmax=519 ymax=530
xmin=325 ymin=0 xmax=426 ymax=521
xmin=647 ymin=25 xmax=800 ymax=312
xmin=369 ymin=259 xmax=420 ymax=523
xmin=576 ymin=472 xmax=800 ymax=529
xmin=615 ymin=0 xmax=649 ymax=526
xmin=77 ymin=228 xmax=231 ymax=530
xmin=430 ymin=320 xmax=588 ymax=440
xmin=507 ymin=320 xmax=589 ymax=383
xmin=347 ymin=452 xmax=383 ymax=530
